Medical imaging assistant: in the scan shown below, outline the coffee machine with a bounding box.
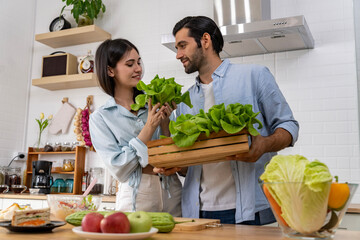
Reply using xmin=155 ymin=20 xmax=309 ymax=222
xmin=32 ymin=161 xmax=53 ymax=194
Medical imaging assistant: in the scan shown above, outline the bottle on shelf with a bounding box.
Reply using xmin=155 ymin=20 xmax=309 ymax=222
xmin=88 ymin=168 xmax=104 ymax=194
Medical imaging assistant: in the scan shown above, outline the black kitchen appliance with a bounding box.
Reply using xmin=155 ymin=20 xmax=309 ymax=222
xmin=32 ymin=161 xmax=53 ymax=194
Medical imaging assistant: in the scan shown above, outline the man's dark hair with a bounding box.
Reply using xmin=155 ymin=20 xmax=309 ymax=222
xmin=172 ymin=16 xmax=224 ymax=55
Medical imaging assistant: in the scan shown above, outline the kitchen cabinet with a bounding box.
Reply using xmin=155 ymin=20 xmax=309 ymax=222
xmin=25 ymin=146 xmax=86 ymax=194
xmin=32 ymin=25 xmax=111 ymax=90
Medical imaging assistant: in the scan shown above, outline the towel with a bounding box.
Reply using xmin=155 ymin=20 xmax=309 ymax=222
xmin=48 ymin=102 xmax=76 ymax=134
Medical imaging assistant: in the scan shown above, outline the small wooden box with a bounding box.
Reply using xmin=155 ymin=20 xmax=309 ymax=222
xmin=147 ymin=129 xmax=249 ymax=168
xmin=42 ymin=53 xmax=78 ymax=77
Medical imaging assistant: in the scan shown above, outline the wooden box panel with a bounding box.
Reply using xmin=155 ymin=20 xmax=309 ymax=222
xmin=147 ymin=130 xmax=249 ymax=168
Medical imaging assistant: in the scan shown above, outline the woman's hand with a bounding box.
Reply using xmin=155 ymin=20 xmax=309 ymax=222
xmin=138 ymin=99 xmax=167 ymax=144
xmin=160 ymin=101 xmax=177 ymax=137
xmin=153 ymin=167 xmax=183 ymax=176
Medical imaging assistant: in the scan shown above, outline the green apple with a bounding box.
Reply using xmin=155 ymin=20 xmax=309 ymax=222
xmin=127 ymin=211 xmax=152 ymax=233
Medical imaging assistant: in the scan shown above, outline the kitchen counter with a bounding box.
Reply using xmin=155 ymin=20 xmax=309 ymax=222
xmin=0 ymin=193 xmax=116 ymax=203
xmin=1 ymin=194 xmax=359 ymax=213
xmin=0 ymin=223 xmax=359 ymax=240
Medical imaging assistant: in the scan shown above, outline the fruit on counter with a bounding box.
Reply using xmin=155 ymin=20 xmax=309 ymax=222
xmin=100 ymin=212 xmax=130 ymax=233
xmin=66 ymin=210 xmax=185 ymax=233
xmin=128 ymin=211 xmax=152 ymax=233
xmin=66 ymin=210 xmax=109 ymax=226
xmin=328 ymin=176 xmax=350 ymax=211
xmin=81 ymin=212 xmax=104 ymax=233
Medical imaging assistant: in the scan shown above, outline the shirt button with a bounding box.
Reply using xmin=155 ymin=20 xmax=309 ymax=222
xmin=200 ymin=94 xmax=204 ymax=98
xmin=196 ymin=202 xmax=199 ymax=206
xmin=137 ymin=119 xmax=141 ymax=123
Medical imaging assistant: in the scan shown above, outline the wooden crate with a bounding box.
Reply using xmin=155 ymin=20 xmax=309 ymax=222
xmin=147 ymin=129 xmax=249 ymax=168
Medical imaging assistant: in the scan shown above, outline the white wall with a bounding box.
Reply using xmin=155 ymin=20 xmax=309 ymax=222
xmin=2 ymin=0 xmax=358 ymax=202
xmin=0 ymin=0 xmax=36 ymax=167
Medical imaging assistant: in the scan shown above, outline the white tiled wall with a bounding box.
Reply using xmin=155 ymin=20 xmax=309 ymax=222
xmin=0 ymin=1 xmax=35 ymax=166
xmin=1 ymin=0 xmax=359 ymax=203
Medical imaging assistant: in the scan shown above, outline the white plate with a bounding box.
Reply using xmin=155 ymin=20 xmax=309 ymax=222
xmin=72 ymin=227 xmax=158 ymax=240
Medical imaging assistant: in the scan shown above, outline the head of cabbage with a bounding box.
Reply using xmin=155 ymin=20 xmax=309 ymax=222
xmin=260 ymin=155 xmax=333 ymax=234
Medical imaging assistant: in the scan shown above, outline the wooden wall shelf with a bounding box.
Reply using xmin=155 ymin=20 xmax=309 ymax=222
xmin=35 ymin=25 xmax=111 ymax=48
xmin=32 ymin=73 xmax=98 ymax=90
xmin=25 ymin=146 xmax=86 ymax=194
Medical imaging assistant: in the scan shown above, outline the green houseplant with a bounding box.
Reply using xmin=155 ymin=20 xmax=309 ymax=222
xmin=60 ymin=0 xmax=106 ymax=27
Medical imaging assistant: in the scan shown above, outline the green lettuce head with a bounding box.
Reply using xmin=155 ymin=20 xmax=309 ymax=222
xmin=260 ymin=155 xmax=333 ymax=234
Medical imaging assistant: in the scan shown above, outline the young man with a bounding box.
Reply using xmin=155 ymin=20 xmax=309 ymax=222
xmin=156 ymin=16 xmax=299 ymax=225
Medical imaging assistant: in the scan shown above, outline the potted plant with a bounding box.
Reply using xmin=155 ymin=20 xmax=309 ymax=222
xmin=60 ymin=0 xmax=106 ymax=27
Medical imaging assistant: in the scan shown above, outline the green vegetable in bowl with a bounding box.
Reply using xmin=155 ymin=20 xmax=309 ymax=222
xmin=260 ymin=155 xmax=333 ymax=234
xmin=131 ymin=75 xmax=193 ymax=111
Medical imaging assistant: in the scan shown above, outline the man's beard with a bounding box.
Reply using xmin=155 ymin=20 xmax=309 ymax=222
xmin=184 ymin=47 xmax=204 ymax=74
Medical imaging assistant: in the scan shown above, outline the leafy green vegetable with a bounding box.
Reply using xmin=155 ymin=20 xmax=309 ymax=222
xmin=131 ymin=75 xmax=193 ymax=111
xmin=169 ymin=103 xmax=262 ymax=147
xmin=260 ymin=155 xmax=333 ymax=234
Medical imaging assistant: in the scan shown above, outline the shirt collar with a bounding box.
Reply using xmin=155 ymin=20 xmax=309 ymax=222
xmin=103 ymin=97 xmax=117 ymax=109
xmin=195 ymin=59 xmax=231 ymax=87
xmin=103 ymin=97 xmax=148 ymax=117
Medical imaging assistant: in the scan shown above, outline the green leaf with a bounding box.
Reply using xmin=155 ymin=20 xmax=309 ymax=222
xmin=134 ymin=94 xmax=146 ymax=106
xmin=174 ymin=121 xmax=199 ymax=136
xmin=220 ymin=119 xmax=245 ymax=134
xmin=173 ymin=132 xmax=201 ymax=147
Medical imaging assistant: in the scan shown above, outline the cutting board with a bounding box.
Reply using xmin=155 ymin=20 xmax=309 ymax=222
xmin=173 ymin=217 xmax=221 ymax=231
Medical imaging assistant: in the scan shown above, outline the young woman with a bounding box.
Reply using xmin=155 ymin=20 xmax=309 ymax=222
xmin=89 ymin=39 xmax=181 ymax=216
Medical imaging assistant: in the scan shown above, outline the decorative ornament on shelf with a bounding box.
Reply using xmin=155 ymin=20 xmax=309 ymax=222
xmin=60 ymin=0 xmax=106 ymax=27
xmin=34 ymin=113 xmax=53 ymax=152
xmin=74 ymin=95 xmax=94 ymax=151
xmin=78 ymin=50 xmax=94 ymax=74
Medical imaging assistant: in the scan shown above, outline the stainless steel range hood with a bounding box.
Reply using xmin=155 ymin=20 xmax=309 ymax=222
xmin=161 ymin=0 xmax=314 ymax=58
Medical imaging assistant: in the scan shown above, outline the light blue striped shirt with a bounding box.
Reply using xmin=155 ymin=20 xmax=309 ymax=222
xmin=176 ymin=59 xmax=299 ymax=223
xmin=89 ymin=98 xmax=166 ymax=211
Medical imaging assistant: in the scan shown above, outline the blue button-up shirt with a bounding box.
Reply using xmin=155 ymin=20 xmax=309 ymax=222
xmin=89 ymin=98 xmax=159 ymax=183
xmin=176 ymin=59 xmax=299 ymax=223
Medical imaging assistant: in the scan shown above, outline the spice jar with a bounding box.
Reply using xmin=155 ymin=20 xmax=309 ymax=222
xmin=0 ymin=167 xmax=5 ymax=185
xmin=54 ymin=142 xmax=62 ymax=152
xmin=71 ymin=141 xmax=80 ymax=151
xmin=61 ymin=142 xmax=72 ymax=151
xmin=62 ymin=159 xmax=75 ymax=172
xmin=88 ymin=167 xmax=104 ymax=195
xmin=5 ymin=167 xmax=21 ymax=186
xmin=43 ymin=142 xmax=54 ymax=152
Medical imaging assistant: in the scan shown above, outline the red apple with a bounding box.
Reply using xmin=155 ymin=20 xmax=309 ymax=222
xmin=100 ymin=212 xmax=130 ymax=233
xmin=81 ymin=212 xmax=104 ymax=232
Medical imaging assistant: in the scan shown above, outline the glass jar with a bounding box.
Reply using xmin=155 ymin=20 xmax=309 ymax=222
xmin=54 ymin=142 xmax=62 ymax=152
xmin=51 ymin=178 xmax=66 ymax=193
xmin=5 ymin=167 xmax=21 ymax=186
xmin=62 ymin=159 xmax=75 ymax=172
xmin=0 ymin=167 xmax=5 ymax=185
xmin=65 ymin=179 xmax=74 ymax=193
xmin=88 ymin=167 xmax=104 ymax=195
xmin=43 ymin=142 xmax=54 ymax=152
xmin=61 ymin=142 xmax=72 ymax=152
xmin=71 ymin=141 xmax=80 ymax=151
